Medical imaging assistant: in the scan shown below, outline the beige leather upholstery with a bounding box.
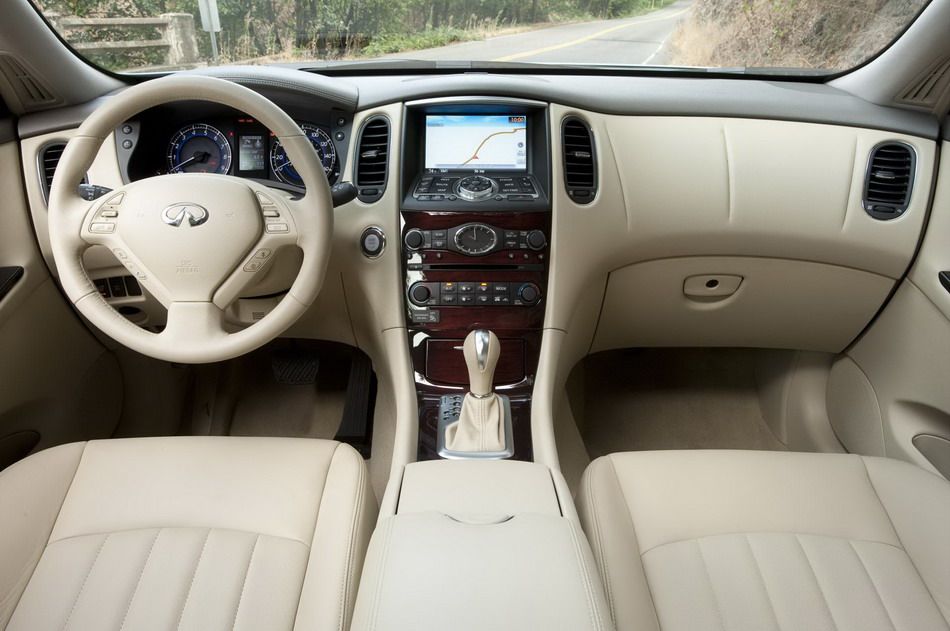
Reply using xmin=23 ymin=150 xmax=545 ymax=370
xmin=352 ymin=460 xmax=611 ymax=631
xmin=578 ymin=450 xmax=950 ymax=631
xmin=0 ymin=436 xmax=376 ymax=631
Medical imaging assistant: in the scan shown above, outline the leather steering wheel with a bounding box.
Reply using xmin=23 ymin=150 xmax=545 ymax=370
xmin=47 ymin=75 xmax=333 ymax=364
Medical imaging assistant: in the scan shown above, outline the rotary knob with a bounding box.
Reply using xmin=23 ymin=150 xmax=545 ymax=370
xmin=525 ymin=230 xmax=547 ymax=251
xmin=457 ymin=175 xmax=496 ymax=201
xmin=518 ymin=283 xmax=541 ymax=305
xmin=404 ymin=229 xmax=425 ymax=250
xmin=409 ymin=283 xmax=431 ymax=306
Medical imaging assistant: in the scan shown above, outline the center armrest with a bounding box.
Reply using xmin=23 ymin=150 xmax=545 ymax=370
xmin=351 ymin=459 xmax=612 ymax=631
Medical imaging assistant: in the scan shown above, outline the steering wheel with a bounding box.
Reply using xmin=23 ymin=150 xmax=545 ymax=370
xmin=47 ymin=75 xmax=333 ymax=364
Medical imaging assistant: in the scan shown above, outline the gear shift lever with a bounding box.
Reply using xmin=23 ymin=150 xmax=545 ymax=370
xmin=464 ymin=329 xmax=500 ymax=398
xmin=442 ymin=329 xmax=511 ymax=456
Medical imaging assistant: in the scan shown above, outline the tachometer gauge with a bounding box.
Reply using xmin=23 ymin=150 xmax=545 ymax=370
xmin=270 ymin=124 xmax=337 ymax=186
xmin=167 ymin=123 xmax=232 ymax=174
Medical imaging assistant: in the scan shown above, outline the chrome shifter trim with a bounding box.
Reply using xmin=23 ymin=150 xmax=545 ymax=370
xmin=474 ymin=329 xmax=490 ymax=371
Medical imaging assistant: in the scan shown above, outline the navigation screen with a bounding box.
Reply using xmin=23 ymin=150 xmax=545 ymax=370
xmin=425 ymin=115 xmax=527 ymax=171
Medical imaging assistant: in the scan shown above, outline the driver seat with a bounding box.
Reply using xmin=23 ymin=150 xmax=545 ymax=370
xmin=0 ymin=436 xmax=376 ymax=631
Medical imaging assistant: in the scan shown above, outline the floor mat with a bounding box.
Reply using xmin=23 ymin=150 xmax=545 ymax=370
xmin=225 ymin=342 xmax=352 ymax=439
xmin=579 ymin=348 xmax=787 ymax=458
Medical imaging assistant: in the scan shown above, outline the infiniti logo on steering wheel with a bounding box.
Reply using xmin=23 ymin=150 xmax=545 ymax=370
xmin=162 ymin=203 xmax=209 ymax=227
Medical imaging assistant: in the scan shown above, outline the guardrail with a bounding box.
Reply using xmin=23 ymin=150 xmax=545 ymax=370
xmin=46 ymin=13 xmax=199 ymax=68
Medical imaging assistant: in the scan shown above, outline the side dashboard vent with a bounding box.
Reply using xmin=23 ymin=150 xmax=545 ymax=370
xmin=39 ymin=142 xmax=87 ymax=203
xmin=898 ymin=56 xmax=950 ymax=109
xmin=40 ymin=142 xmax=67 ymax=202
xmin=562 ymin=117 xmax=596 ymax=204
xmin=355 ymin=116 xmax=390 ymax=203
xmin=0 ymin=53 xmax=58 ymax=110
xmin=863 ymin=142 xmax=916 ymax=220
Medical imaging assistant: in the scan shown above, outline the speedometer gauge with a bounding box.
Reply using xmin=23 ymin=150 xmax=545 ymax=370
xmin=167 ymin=124 xmax=232 ymax=174
xmin=270 ymin=124 xmax=337 ymax=186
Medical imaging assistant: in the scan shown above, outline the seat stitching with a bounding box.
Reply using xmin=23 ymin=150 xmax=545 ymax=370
xmin=4 ymin=442 xmax=89 ymax=622
xmin=848 ymin=540 xmax=898 ymax=631
xmin=695 ymin=539 xmax=728 ymax=631
xmin=584 ymin=460 xmax=615 ymax=624
xmin=118 ymin=528 xmax=162 ymax=631
xmin=338 ymin=451 xmax=366 ymax=631
xmin=641 ymin=532 xmax=906 ymax=557
xmin=567 ymin=519 xmax=605 ymax=631
xmin=61 ymin=532 xmax=109 ymax=631
xmin=794 ymin=534 xmax=840 ymax=631
xmin=608 ymin=456 xmax=663 ymax=631
xmin=744 ymin=534 xmax=783 ymax=631
xmin=860 ymin=457 xmax=950 ymax=627
xmin=176 ymin=528 xmax=212 ymax=631
xmin=231 ymin=533 xmax=261 ymax=631
xmin=290 ymin=442 xmax=340 ymax=629
xmin=368 ymin=518 xmax=396 ymax=631
xmin=48 ymin=525 xmax=310 ymax=549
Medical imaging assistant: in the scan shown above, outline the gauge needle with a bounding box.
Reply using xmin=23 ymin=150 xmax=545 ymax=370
xmin=171 ymin=150 xmax=210 ymax=171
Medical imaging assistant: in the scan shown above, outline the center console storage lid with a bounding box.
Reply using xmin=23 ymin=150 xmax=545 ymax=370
xmin=398 ymin=460 xmax=561 ymax=516
xmin=351 ymin=460 xmax=611 ymax=630
xmin=351 ymin=512 xmax=612 ymax=631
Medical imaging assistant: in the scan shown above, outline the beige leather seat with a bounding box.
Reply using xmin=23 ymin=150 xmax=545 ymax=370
xmin=0 ymin=436 xmax=376 ymax=631
xmin=578 ymin=450 xmax=950 ymax=631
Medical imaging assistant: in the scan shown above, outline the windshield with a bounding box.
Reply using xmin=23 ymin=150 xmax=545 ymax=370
xmin=32 ymin=0 xmax=929 ymax=75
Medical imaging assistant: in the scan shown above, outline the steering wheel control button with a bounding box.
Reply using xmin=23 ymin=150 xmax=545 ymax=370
xmin=262 ymin=209 xmax=280 ymax=218
xmin=360 ymin=227 xmax=386 ymax=258
xmin=90 ymin=222 xmax=116 ymax=233
xmin=254 ymin=248 xmax=273 ymax=260
xmin=243 ymin=259 xmax=265 ymax=272
xmin=265 ymin=223 xmax=290 ymax=233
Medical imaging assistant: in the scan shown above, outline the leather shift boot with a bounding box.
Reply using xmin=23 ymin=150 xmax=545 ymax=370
xmin=445 ymin=393 xmax=506 ymax=453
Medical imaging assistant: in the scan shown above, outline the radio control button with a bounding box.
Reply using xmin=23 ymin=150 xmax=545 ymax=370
xmin=404 ymin=229 xmax=425 ymax=250
xmin=526 ymin=230 xmax=547 ymax=250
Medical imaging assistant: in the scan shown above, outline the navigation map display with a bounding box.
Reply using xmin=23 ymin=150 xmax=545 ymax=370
xmin=425 ymin=115 xmax=527 ymax=171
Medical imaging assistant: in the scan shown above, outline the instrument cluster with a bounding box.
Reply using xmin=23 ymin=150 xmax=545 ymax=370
xmin=140 ymin=116 xmax=340 ymax=186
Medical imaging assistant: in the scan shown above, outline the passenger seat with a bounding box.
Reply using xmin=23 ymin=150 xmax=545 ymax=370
xmin=578 ymin=450 xmax=950 ymax=631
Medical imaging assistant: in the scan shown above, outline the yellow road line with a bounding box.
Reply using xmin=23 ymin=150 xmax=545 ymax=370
xmin=491 ymin=7 xmax=690 ymax=62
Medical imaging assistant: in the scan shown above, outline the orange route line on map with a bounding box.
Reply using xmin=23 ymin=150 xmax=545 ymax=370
xmin=459 ymin=128 xmax=523 ymax=167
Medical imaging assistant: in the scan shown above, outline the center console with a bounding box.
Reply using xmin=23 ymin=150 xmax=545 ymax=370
xmin=400 ymin=98 xmax=551 ymax=461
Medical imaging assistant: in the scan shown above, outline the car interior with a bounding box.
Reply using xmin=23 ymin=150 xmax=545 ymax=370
xmin=0 ymin=0 xmax=949 ymax=628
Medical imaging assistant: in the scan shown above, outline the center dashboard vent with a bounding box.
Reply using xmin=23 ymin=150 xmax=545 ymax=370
xmin=562 ymin=117 xmax=596 ymax=204
xmin=863 ymin=142 xmax=916 ymax=220
xmin=355 ymin=116 xmax=390 ymax=203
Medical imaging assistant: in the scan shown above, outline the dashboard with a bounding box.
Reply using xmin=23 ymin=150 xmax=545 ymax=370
xmin=118 ymin=100 xmax=353 ymax=189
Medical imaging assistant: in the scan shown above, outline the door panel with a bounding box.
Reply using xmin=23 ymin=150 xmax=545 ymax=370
xmin=0 ymin=136 xmax=121 ymax=470
xmin=830 ymin=141 xmax=950 ymax=477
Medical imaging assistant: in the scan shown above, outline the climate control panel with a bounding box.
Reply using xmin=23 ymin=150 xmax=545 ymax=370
xmin=408 ymin=281 xmax=542 ymax=308
xmin=404 ymin=223 xmax=547 ymax=256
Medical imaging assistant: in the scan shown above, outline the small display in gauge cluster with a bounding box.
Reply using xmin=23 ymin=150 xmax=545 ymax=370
xmin=239 ymin=135 xmax=267 ymax=172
